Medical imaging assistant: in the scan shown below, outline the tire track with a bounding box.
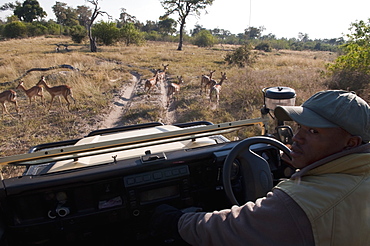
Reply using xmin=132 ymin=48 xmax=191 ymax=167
xmin=99 ymin=74 xmax=139 ymax=129
xmin=99 ymin=72 xmax=176 ymax=129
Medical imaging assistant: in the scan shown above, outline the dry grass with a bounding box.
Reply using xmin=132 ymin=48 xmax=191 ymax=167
xmin=0 ymin=37 xmax=334 ymax=160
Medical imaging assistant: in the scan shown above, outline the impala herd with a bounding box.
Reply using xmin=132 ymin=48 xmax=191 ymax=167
xmin=145 ymin=64 xmax=227 ymax=108
xmin=0 ymin=75 xmax=75 ymax=118
xmin=0 ymin=65 xmax=227 ymax=118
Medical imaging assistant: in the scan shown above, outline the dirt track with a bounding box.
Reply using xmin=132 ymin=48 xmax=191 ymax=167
xmin=99 ymin=72 xmax=177 ymax=129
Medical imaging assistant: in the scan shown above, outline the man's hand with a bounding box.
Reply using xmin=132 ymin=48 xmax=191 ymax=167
xmin=150 ymin=204 xmax=185 ymax=242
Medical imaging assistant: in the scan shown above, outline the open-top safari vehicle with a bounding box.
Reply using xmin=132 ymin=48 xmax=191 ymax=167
xmin=0 ymin=87 xmax=296 ymax=246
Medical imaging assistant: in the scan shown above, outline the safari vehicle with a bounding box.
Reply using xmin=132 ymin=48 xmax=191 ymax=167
xmin=0 ymin=87 xmax=296 ymax=246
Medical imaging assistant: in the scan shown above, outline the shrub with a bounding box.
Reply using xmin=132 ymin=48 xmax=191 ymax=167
xmin=326 ymin=19 xmax=370 ymax=99
xmin=192 ymin=30 xmax=217 ymax=47
xmin=255 ymin=42 xmax=272 ymax=52
xmin=3 ymin=21 xmax=27 ymax=38
xmin=46 ymin=22 xmax=62 ymax=35
xmin=70 ymin=25 xmax=87 ymax=43
xmin=27 ymin=22 xmax=48 ymax=37
xmin=120 ymin=23 xmax=145 ymax=46
xmin=92 ymin=21 xmax=120 ymax=46
xmin=224 ymin=44 xmax=258 ymax=68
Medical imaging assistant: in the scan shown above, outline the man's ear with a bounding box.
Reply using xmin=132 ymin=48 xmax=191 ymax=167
xmin=346 ymin=136 xmax=363 ymax=149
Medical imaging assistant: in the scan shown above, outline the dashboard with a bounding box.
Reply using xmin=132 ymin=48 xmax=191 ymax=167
xmin=0 ymin=122 xmax=294 ymax=245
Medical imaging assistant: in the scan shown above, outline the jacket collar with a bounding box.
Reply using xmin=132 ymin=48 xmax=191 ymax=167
xmin=291 ymin=143 xmax=370 ymax=179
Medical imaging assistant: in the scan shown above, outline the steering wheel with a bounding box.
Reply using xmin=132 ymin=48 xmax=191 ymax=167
xmin=223 ymin=136 xmax=291 ymax=205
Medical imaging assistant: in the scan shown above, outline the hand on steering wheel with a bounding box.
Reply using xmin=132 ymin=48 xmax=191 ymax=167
xmin=223 ymin=136 xmax=291 ymax=205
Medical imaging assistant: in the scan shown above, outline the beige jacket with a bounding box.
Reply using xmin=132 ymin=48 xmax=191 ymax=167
xmin=276 ymin=145 xmax=370 ymax=246
xmin=178 ymin=144 xmax=370 ymax=246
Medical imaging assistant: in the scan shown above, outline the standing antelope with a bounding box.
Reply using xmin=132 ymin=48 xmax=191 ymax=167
xmin=144 ymin=70 xmax=160 ymax=94
xmin=16 ymin=80 xmax=44 ymax=105
xmin=200 ymin=70 xmax=216 ymax=95
xmin=167 ymin=76 xmax=184 ymax=106
xmin=0 ymin=89 xmax=19 ymax=118
xmin=158 ymin=64 xmax=169 ymax=83
xmin=209 ymin=72 xmax=228 ymax=105
xmin=36 ymin=76 xmax=75 ymax=111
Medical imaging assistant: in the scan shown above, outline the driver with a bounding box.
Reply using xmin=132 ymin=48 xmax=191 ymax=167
xmin=151 ymin=90 xmax=370 ymax=245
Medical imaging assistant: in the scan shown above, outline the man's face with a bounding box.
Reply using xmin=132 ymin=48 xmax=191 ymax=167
xmin=290 ymin=124 xmax=352 ymax=168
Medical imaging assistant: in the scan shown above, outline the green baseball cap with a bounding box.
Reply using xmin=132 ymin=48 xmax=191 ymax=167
xmin=274 ymin=90 xmax=370 ymax=142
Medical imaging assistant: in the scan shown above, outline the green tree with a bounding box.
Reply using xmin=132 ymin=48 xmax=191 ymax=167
xmin=52 ymin=2 xmax=78 ymax=27
xmin=161 ymin=0 xmax=215 ymax=51
xmin=141 ymin=20 xmax=159 ymax=33
xmin=14 ymin=0 xmax=46 ymax=22
xmin=116 ymin=8 xmax=136 ymax=28
xmin=120 ymin=22 xmax=144 ymax=46
xmin=76 ymin=5 xmax=92 ymax=28
xmin=92 ymin=21 xmax=119 ymax=45
xmin=244 ymin=26 xmax=264 ymax=40
xmin=298 ymin=32 xmax=309 ymax=42
xmin=158 ymin=16 xmax=177 ymax=35
xmin=191 ymin=24 xmax=205 ymax=36
xmin=326 ymin=19 xmax=370 ymax=96
xmin=0 ymin=2 xmax=16 ymax=11
xmin=192 ymin=29 xmax=216 ymax=47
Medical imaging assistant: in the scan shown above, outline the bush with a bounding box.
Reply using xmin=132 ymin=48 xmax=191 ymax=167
xmin=325 ymin=19 xmax=370 ymax=101
xmin=46 ymin=22 xmax=62 ymax=35
xmin=92 ymin=21 xmax=120 ymax=46
xmin=120 ymin=23 xmax=145 ymax=46
xmin=27 ymin=22 xmax=48 ymax=37
xmin=224 ymin=44 xmax=258 ymax=68
xmin=255 ymin=42 xmax=272 ymax=52
xmin=3 ymin=21 xmax=27 ymax=38
xmin=192 ymin=30 xmax=216 ymax=47
xmin=144 ymin=30 xmax=160 ymax=41
xmin=70 ymin=25 xmax=87 ymax=43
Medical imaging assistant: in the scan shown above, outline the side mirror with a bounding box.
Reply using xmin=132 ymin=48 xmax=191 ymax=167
xmin=276 ymin=126 xmax=293 ymax=145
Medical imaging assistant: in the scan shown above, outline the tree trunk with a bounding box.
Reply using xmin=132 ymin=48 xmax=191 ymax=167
xmin=88 ymin=24 xmax=97 ymax=52
xmin=177 ymin=20 xmax=185 ymax=51
xmin=90 ymin=36 xmax=97 ymax=52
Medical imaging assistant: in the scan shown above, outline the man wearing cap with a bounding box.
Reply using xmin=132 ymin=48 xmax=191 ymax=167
xmin=151 ymin=90 xmax=370 ymax=245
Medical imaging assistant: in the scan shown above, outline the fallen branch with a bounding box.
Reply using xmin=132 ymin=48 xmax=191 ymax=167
xmin=0 ymin=64 xmax=79 ymax=86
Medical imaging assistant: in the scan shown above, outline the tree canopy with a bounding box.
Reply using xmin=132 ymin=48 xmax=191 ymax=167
xmin=52 ymin=2 xmax=78 ymax=26
xmin=14 ymin=0 xmax=46 ymax=22
xmin=161 ymin=0 xmax=215 ymax=50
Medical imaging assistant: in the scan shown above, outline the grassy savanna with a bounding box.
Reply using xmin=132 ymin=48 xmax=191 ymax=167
xmin=0 ymin=37 xmax=335 ymax=164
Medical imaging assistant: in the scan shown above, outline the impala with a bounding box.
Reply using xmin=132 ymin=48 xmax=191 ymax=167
xmin=200 ymin=70 xmax=216 ymax=95
xmin=36 ymin=76 xmax=75 ymax=110
xmin=209 ymin=72 xmax=228 ymax=105
xmin=158 ymin=64 xmax=169 ymax=83
xmin=167 ymin=76 xmax=184 ymax=106
xmin=0 ymin=89 xmax=19 ymax=118
xmin=144 ymin=70 xmax=160 ymax=94
xmin=16 ymin=80 xmax=44 ymax=105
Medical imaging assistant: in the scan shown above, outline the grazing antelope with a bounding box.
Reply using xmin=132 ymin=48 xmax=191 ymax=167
xmin=16 ymin=80 xmax=44 ymax=105
xmin=209 ymin=72 xmax=228 ymax=105
xmin=167 ymin=76 xmax=184 ymax=106
xmin=36 ymin=76 xmax=75 ymax=110
xmin=144 ymin=70 xmax=160 ymax=94
xmin=0 ymin=89 xmax=19 ymax=118
xmin=200 ymin=70 xmax=216 ymax=95
xmin=158 ymin=64 xmax=169 ymax=83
